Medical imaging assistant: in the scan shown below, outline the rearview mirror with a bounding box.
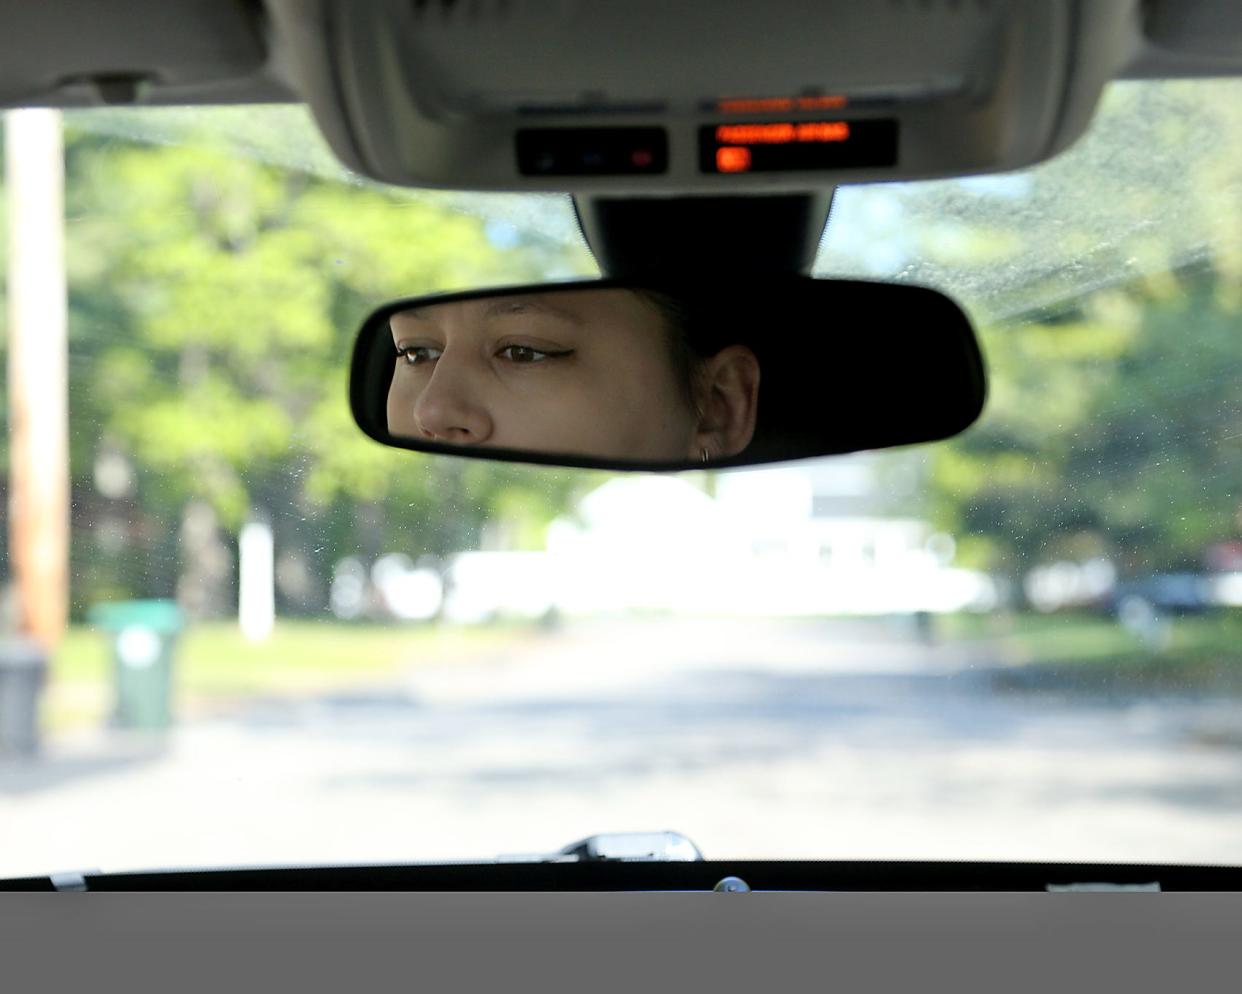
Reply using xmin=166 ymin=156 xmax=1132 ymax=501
xmin=349 ymin=277 xmax=985 ymax=471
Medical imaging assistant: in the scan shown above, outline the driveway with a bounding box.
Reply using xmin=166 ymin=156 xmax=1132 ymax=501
xmin=3 ymin=616 xmax=1242 ymax=877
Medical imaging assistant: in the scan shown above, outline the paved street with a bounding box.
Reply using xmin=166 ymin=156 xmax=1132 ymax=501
xmin=3 ymin=616 xmax=1242 ymax=877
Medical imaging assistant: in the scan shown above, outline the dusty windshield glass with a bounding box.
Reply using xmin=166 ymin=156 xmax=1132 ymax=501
xmin=2 ymin=79 xmax=1242 ymax=876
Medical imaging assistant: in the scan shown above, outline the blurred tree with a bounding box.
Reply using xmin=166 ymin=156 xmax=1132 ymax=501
xmin=869 ymin=79 xmax=1242 ymax=590
xmin=55 ymin=114 xmax=595 ymax=617
xmin=925 ymin=265 xmax=1242 ymax=586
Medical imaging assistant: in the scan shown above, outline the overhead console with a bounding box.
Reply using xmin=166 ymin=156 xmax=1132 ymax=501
xmin=5 ymin=1 xmax=1242 ymax=174
xmin=272 ymin=0 xmax=1140 ymax=192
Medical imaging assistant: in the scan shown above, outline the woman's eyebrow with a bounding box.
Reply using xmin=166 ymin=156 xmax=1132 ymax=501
xmin=390 ymin=295 xmax=584 ymax=332
xmin=388 ymin=313 xmax=431 ymax=346
xmin=482 ymin=296 xmax=583 ymax=324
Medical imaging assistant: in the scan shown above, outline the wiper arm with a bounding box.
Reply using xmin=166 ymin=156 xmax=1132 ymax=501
xmin=499 ymin=831 xmax=705 ymax=863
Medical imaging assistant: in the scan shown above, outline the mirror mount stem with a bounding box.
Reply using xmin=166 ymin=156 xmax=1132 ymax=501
xmin=572 ymin=190 xmax=834 ymax=281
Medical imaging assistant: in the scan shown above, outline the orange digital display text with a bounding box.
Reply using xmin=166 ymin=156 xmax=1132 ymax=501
xmin=718 ymin=96 xmax=849 ymax=114
xmin=714 ymin=122 xmax=851 ymax=146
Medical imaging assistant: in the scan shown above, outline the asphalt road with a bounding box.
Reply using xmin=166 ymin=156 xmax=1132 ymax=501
xmin=3 ymin=616 xmax=1242 ymax=877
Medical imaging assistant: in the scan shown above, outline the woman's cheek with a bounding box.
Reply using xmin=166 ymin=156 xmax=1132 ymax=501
xmin=385 ymin=372 xmax=402 ymax=418
xmin=387 ymin=372 xmax=426 ymax=434
xmin=527 ymin=381 xmax=610 ymax=448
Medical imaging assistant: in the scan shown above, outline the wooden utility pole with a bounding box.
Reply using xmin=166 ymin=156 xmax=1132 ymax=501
xmin=5 ymin=109 xmax=69 ymax=650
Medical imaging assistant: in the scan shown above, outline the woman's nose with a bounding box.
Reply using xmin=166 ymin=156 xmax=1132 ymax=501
xmin=411 ymin=353 xmax=494 ymax=444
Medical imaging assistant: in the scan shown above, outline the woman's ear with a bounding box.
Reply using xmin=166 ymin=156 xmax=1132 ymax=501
xmin=690 ymin=345 xmax=760 ymax=460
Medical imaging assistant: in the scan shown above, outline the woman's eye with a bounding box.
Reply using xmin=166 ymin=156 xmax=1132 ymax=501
xmin=499 ymin=345 xmax=558 ymax=363
xmin=396 ymin=346 xmax=441 ymax=366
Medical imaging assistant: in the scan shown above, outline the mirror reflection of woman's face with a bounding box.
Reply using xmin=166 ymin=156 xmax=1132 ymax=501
xmin=386 ymin=289 xmax=702 ymax=461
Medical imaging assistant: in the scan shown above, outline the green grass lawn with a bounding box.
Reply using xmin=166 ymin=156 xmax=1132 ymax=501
xmin=44 ymin=620 xmax=538 ymax=734
xmin=939 ymin=609 xmax=1242 ymax=688
xmin=42 ymin=609 xmax=1242 ymax=735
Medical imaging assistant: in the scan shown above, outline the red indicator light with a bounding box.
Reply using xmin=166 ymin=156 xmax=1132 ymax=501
xmin=630 ymin=148 xmax=654 ymax=168
xmin=716 ymin=146 xmax=752 ymax=173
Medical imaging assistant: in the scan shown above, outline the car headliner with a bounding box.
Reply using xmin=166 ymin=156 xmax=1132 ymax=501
xmin=3 ymin=0 xmax=1242 ymax=113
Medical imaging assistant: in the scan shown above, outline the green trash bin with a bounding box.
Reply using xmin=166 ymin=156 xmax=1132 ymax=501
xmin=88 ymin=600 xmax=185 ymax=730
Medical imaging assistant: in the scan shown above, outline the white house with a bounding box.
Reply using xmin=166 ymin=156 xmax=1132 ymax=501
xmin=437 ymin=455 xmax=996 ymax=621
xmin=707 ymin=457 xmax=994 ymax=615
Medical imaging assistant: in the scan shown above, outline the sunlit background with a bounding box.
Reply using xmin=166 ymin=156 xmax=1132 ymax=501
xmin=3 ymin=79 xmax=1242 ymax=877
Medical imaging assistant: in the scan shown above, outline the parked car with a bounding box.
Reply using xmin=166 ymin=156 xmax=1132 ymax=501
xmin=1110 ymin=574 xmax=1216 ymax=617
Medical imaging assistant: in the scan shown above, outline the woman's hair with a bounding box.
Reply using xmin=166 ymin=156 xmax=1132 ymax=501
xmin=630 ymin=287 xmax=711 ymax=411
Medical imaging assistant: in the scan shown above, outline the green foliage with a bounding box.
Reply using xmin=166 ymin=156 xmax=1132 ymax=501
xmin=928 ymin=270 xmax=1242 ymax=581
xmin=54 ymin=112 xmax=597 ymax=614
xmin=883 ymin=79 xmax=1242 ymax=587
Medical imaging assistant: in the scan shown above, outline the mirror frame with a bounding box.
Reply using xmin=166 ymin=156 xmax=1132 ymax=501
xmin=350 ymin=276 xmax=987 ymax=472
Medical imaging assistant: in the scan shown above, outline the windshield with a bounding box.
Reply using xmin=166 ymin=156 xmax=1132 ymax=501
xmin=3 ymin=78 xmax=1242 ymax=876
